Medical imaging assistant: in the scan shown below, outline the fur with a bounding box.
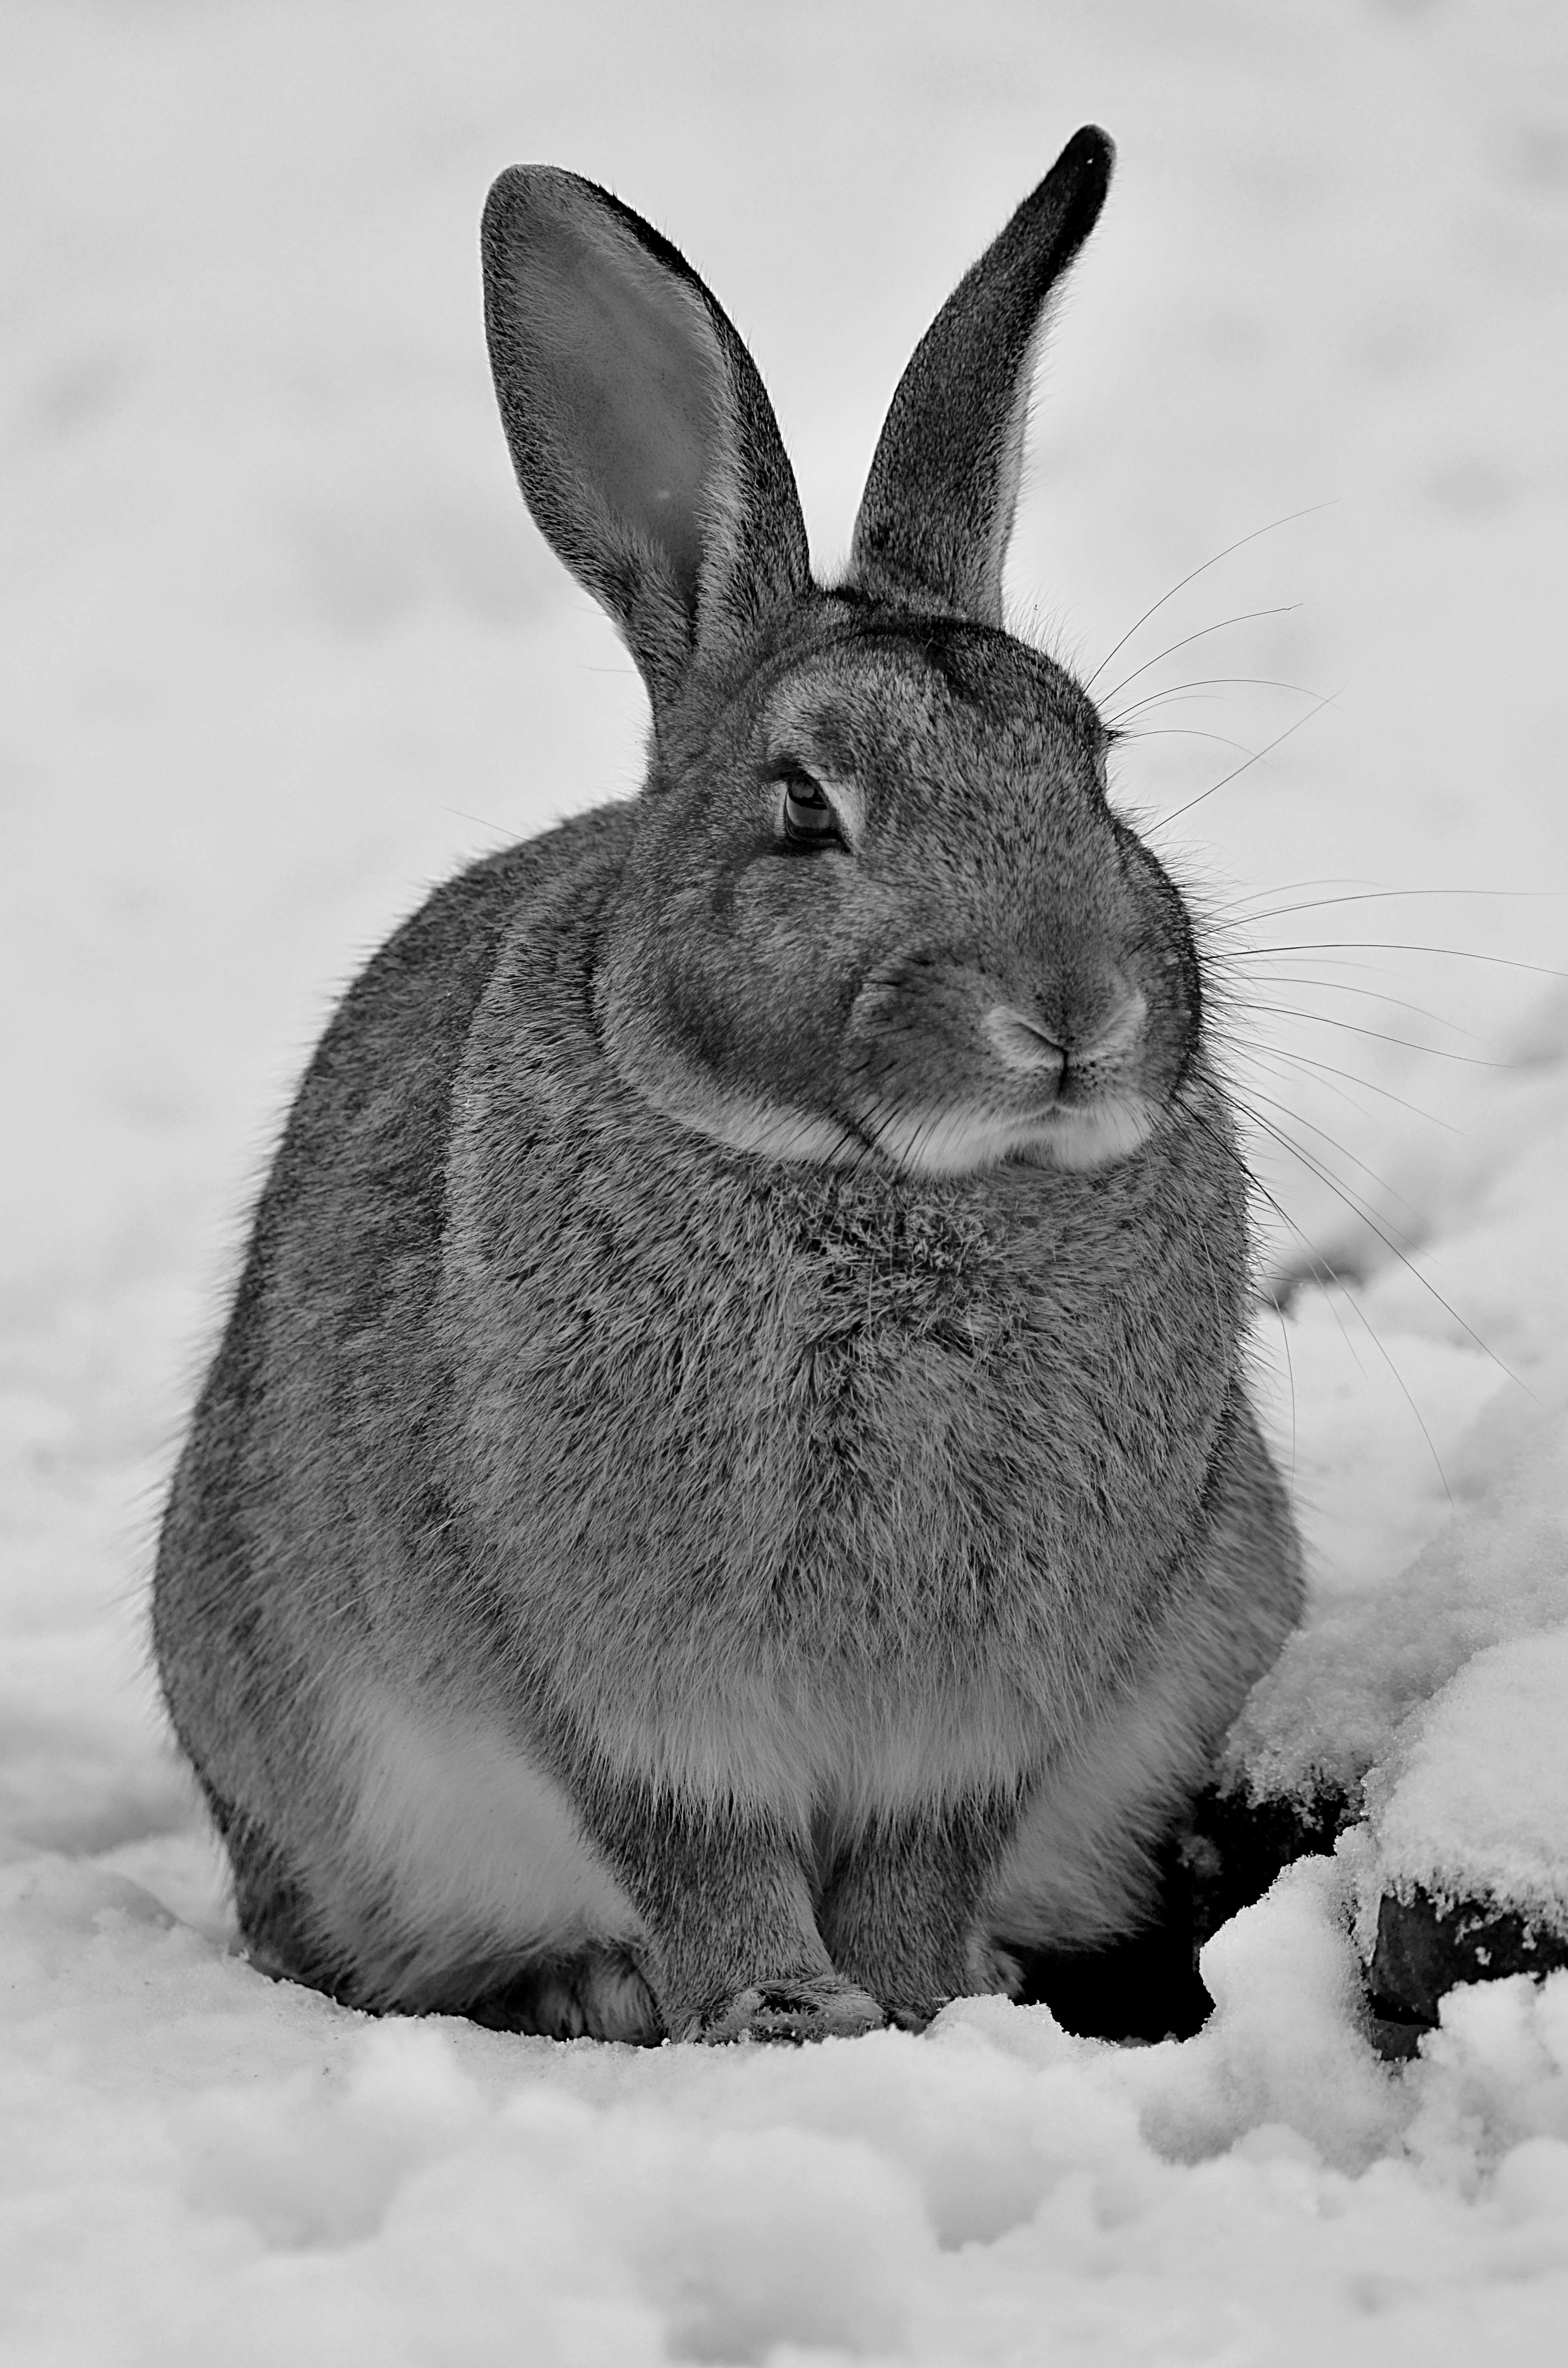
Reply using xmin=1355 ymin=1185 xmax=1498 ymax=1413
xmin=154 ymin=128 xmax=1303 ymax=2045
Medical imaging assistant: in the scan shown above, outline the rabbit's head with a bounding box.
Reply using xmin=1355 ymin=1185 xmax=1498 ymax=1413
xmin=482 ymin=130 xmax=1201 ymax=1178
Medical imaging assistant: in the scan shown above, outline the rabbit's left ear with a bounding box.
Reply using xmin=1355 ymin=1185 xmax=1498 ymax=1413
xmin=849 ymin=127 xmax=1113 ymax=626
xmin=482 ymin=168 xmax=810 ymax=710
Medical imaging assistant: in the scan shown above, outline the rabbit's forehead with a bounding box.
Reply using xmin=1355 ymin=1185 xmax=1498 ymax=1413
xmin=759 ymin=635 xmax=1101 ymax=796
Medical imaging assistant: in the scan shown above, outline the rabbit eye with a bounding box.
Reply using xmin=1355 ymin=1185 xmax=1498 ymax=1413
xmin=779 ymin=768 xmax=841 ymax=847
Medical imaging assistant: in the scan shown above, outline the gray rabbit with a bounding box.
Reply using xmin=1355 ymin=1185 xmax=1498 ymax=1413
xmin=154 ymin=127 xmax=1304 ymax=2045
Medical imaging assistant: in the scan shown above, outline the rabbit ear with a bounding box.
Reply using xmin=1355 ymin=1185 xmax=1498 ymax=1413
xmin=482 ymin=168 xmax=810 ymax=708
xmin=849 ymin=127 xmax=1113 ymax=626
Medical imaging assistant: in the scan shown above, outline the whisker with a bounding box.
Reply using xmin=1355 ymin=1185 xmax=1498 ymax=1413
xmin=1232 ymin=1084 xmax=1427 ymax=1229
xmin=1206 ymin=986 xmax=1461 ymax=1125
xmin=1209 ymin=960 xmax=1476 ymax=1032
xmin=440 ymin=805 xmax=517 ymax=843
xmin=1118 ymin=725 xmax=1261 ymax=757
xmin=1107 ymin=690 xmax=1237 ymax=727
xmin=1205 ymin=941 xmax=1411 ymax=986
xmin=1271 ymin=1244 xmax=1449 ymax=1496
xmin=1231 ymin=1106 xmax=1459 ymax=1497
xmin=1098 ymin=608 xmax=1307 ymax=706
xmin=1232 ymin=1040 xmax=1461 ymax=1130
xmin=844 ymin=1104 xmax=888 ymax=1185
xmin=1236 ymin=1003 xmax=1507 ymax=1068
xmin=1159 ymin=691 xmax=1339 ymax=825
xmin=1235 ymin=887 xmax=1563 ymax=926
xmin=1184 ymin=1102 xmax=1369 ymax=1427
xmin=1216 ymin=948 xmax=1427 ymax=977
xmin=1227 ymin=938 xmax=1568 ymax=980
xmin=1273 ymin=1275 xmax=1300 ymax=1480
xmin=1221 ymin=971 xmax=1481 ymax=1037
xmin=1209 ymin=873 xmax=1406 ymax=909
xmin=1224 ymin=1036 xmax=1416 ymax=1137
xmin=1084 ymin=502 xmax=1333 ymax=689
xmin=1236 ymin=1100 xmax=1524 ymax=1397
xmin=1106 ymin=674 xmax=1323 ymax=728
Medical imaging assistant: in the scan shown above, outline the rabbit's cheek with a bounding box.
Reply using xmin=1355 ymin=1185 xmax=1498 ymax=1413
xmin=837 ymin=969 xmax=1037 ymax=1174
xmin=597 ymin=915 xmax=860 ymax=1158
xmin=603 ymin=1027 xmax=861 ymax=1165
xmin=667 ymin=1090 xmax=861 ymax=1167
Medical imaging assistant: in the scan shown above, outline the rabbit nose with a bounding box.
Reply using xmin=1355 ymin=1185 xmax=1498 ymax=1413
xmin=984 ymin=1007 xmax=1066 ymax=1074
xmin=984 ymin=987 xmax=1147 ymax=1076
xmin=1068 ymin=988 xmax=1148 ymax=1068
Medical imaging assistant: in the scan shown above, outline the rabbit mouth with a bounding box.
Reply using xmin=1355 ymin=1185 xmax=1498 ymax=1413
xmin=851 ymin=1091 xmax=1159 ymax=1178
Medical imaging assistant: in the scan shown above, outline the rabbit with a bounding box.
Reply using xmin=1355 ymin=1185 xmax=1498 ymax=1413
xmin=153 ymin=124 xmax=1304 ymax=2046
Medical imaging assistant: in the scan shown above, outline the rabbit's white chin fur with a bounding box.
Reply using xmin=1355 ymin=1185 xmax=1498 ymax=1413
xmin=1024 ymin=1095 xmax=1162 ymax=1172
xmin=863 ymin=1093 xmax=1159 ymax=1178
xmin=644 ymin=1080 xmax=1159 ymax=1178
xmin=625 ymin=1084 xmax=867 ymax=1165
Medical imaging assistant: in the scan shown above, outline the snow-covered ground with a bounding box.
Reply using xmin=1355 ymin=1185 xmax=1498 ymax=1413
xmin=4 ymin=1 xmax=1568 ymax=2360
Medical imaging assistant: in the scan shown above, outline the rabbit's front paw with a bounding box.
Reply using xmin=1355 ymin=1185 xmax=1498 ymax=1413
xmin=876 ymin=1940 xmax=1026 ymax=2031
xmin=679 ymin=1977 xmax=887 ymax=2045
xmin=882 ymin=1996 xmax=949 ymax=2032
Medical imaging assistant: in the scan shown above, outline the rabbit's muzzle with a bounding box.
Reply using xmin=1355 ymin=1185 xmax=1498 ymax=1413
xmin=843 ymin=954 xmax=1169 ymax=1177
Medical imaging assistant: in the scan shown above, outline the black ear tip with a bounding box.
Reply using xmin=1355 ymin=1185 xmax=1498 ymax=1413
xmin=1040 ymin=125 xmax=1114 ymax=251
xmin=1065 ymin=124 xmax=1116 ymax=172
xmin=1059 ymin=124 xmax=1115 ymax=198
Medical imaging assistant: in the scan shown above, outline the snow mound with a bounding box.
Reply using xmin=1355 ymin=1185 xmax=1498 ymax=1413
xmin=1226 ymin=1373 xmax=1568 ymax=1816
xmin=1364 ymin=1627 xmax=1568 ymax=1936
xmin=10 ymin=1839 xmax=1568 ymax=2367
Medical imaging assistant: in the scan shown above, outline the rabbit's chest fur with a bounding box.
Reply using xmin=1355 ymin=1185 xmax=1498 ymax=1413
xmin=430 ymin=821 xmax=1249 ymax=1809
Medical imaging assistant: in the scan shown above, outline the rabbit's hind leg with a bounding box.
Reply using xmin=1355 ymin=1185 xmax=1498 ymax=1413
xmin=461 ymin=1944 xmax=663 ymax=2043
xmin=203 ymin=1786 xmax=356 ymax=1999
xmin=222 ymin=1809 xmax=661 ymax=2040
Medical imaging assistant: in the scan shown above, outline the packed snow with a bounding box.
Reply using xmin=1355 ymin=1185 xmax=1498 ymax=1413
xmin=4 ymin=1 xmax=1568 ymax=2361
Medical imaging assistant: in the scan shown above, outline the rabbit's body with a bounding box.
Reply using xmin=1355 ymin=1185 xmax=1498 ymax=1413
xmin=155 ymin=132 xmax=1303 ymax=2043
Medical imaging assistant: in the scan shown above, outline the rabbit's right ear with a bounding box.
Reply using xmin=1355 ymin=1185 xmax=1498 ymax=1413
xmin=849 ymin=128 xmax=1113 ymax=627
xmin=482 ymin=169 xmax=811 ymax=710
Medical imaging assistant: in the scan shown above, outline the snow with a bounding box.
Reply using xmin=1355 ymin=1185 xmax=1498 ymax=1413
xmin=1359 ymin=1626 xmax=1568 ymax=1933
xmin=1227 ymin=1343 xmax=1568 ymax=1821
xmin=4 ymin=0 xmax=1568 ymax=2360
xmin=7 ymin=1852 xmax=1568 ymax=2364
